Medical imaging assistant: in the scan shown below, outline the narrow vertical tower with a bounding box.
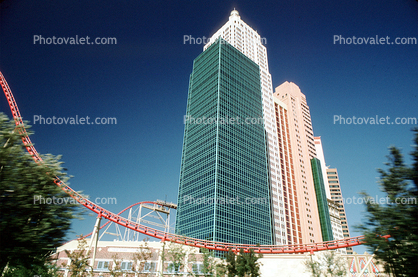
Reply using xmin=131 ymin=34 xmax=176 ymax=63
xmin=176 ymin=38 xmax=273 ymax=245
xmin=273 ymin=82 xmax=323 ymax=244
xmin=326 ymin=168 xmax=353 ymax=254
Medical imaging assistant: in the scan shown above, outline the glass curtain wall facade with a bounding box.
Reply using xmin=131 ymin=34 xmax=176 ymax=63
xmin=204 ymin=10 xmax=286 ymax=245
xmin=311 ymin=157 xmax=333 ymax=242
xmin=176 ymin=38 xmax=273 ymax=245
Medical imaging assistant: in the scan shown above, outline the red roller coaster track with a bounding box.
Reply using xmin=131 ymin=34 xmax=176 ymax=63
xmin=0 ymin=71 xmax=383 ymax=254
xmin=80 ymin=201 xmax=175 ymax=241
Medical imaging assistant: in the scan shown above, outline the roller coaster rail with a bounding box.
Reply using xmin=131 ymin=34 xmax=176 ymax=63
xmin=0 ymin=71 xmax=389 ymax=254
xmin=78 ymin=201 xmax=176 ymax=242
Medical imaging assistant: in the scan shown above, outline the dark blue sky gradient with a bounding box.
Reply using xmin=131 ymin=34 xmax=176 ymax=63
xmin=1 ymin=0 xmax=417 ymax=253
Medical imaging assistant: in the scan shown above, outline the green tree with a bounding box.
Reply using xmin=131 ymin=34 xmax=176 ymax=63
xmin=215 ymin=261 xmax=227 ymax=277
xmin=225 ymin=249 xmax=237 ymax=277
xmin=64 ymin=236 xmax=92 ymax=277
xmin=165 ymin=240 xmax=188 ymax=275
xmin=303 ymin=251 xmax=347 ymax=277
xmin=1 ymin=261 xmax=61 ymax=277
xmin=304 ymin=255 xmax=321 ymax=277
xmin=198 ymin=248 xmax=226 ymax=277
xmin=245 ymin=249 xmax=262 ymax=277
xmin=357 ymin=129 xmax=418 ymax=276
xmin=226 ymin=248 xmax=262 ymax=277
xmin=235 ymin=249 xmax=248 ymax=276
xmin=0 ymin=113 xmax=81 ymax=274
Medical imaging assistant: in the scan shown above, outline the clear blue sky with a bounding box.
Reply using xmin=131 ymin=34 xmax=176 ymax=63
xmin=1 ymin=0 xmax=417 ymax=253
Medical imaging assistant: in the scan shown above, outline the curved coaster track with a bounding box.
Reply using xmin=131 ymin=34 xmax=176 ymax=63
xmin=1 ymin=71 xmax=383 ymax=254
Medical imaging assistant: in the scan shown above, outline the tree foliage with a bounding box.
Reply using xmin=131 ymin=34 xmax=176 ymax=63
xmin=108 ymin=253 xmax=123 ymax=277
xmin=63 ymin=236 xmax=91 ymax=277
xmin=225 ymin=248 xmax=262 ymax=277
xmin=0 ymin=113 xmax=81 ymax=274
xmin=304 ymin=255 xmax=321 ymax=277
xmin=225 ymin=249 xmax=237 ymax=277
xmin=357 ymin=129 xmax=418 ymax=276
xmin=165 ymin=239 xmax=188 ymax=275
xmin=131 ymin=238 xmax=153 ymax=276
xmin=0 ymin=260 xmax=61 ymax=277
xmin=303 ymin=251 xmax=347 ymax=277
xmin=199 ymin=248 xmax=226 ymax=277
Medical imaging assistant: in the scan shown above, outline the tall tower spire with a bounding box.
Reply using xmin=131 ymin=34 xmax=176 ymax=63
xmin=230 ymin=9 xmax=239 ymax=17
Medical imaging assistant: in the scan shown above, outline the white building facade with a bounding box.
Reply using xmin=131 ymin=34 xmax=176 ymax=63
xmin=54 ymin=240 xmax=389 ymax=277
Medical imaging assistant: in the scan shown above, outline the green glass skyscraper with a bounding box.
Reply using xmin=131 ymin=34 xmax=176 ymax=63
xmin=175 ymin=38 xmax=273 ymax=245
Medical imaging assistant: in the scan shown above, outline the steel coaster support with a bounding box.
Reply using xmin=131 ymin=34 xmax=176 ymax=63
xmin=123 ymin=208 xmax=134 ymax=241
xmin=98 ymin=220 xmax=118 ymax=241
xmin=136 ymin=204 xmax=142 ymax=241
xmin=165 ymin=209 xmax=170 ymax=234
xmin=89 ymin=215 xmax=102 ymax=269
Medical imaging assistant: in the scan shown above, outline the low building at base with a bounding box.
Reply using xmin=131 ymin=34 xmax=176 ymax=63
xmin=53 ymin=239 xmax=390 ymax=276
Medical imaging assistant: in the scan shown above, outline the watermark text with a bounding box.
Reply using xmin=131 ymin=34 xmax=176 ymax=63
xmin=333 ymin=35 xmax=417 ymax=45
xmin=33 ymin=35 xmax=117 ymax=45
xmin=341 ymin=195 xmax=417 ymax=205
xmin=33 ymin=115 xmax=117 ymax=125
xmin=183 ymin=35 xmax=267 ymax=45
xmin=333 ymin=115 xmax=417 ymax=125
xmin=184 ymin=115 xmax=264 ymax=125
xmin=182 ymin=195 xmax=268 ymax=206
xmin=33 ymin=195 xmax=117 ymax=205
